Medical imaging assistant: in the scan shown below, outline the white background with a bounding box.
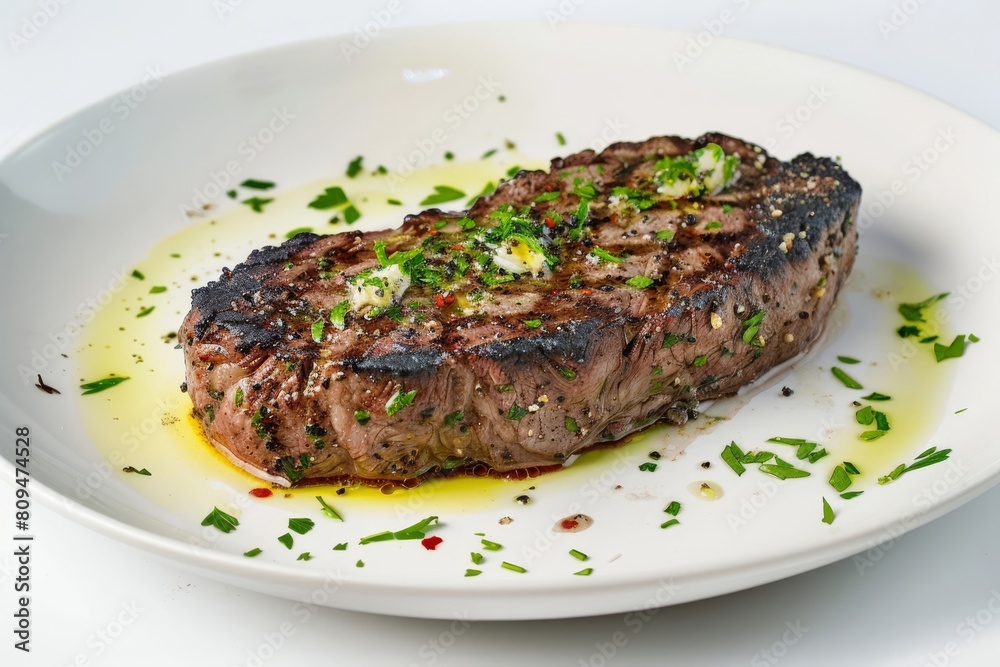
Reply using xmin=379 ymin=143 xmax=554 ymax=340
xmin=2 ymin=1 xmax=999 ymax=665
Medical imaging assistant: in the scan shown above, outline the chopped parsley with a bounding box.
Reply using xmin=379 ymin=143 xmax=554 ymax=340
xmin=354 ymin=410 xmax=371 ymax=425
xmin=831 ymin=366 xmax=863 ymax=389
xmin=136 ymin=306 xmax=155 ymax=318
xmin=344 ymin=204 xmax=361 ymax=224
xmin=505 ymin=403 xmax=529 ymax=420
xmin=610 ymin=186 xmax=655 ymax=211
xmin=420 ymin=185 xmax=466 ymax=207
xmin=149 ymin=286 xmax=167 ymax=294
xmin=278 ymin=533 xmax=293 ymax=549
xmin=808 ymin=448 xmax=829 ymax=463
xmin=855 ymin=406 xmax=874 ymax=425
xmin=741 ymin=310 xmax=766 ymax=345
xmin=316 ymin=496 xmax=344 ymax=521
xmin=243 ymin=548 xmax=262 ymax=557
xmin=288 ymin=517 xmax=315 ymax=535
xmin=664 ymin=501 xmax=682 ymax=516
xmin=80 ymin=376 xmax=130 ymax=395
xmin=308 ymin=186 xmax=349 ymax=209
xmin=242 ymin=197 xmax=273 ymax=213
xmin=626 ymin=275 xmax=654 ymax=289
xmin=201 ymin=507 xmax=239 ymax=533
xmin=837 ymin=355 xmax=861 ymax=364
xmin=557 ymin=366 xmax=577 ymax=380
xmin=556 ymin=132 xmax=566 ymax=146
xmin=386 ymin=389 xmax=417 ymax=416
xmin=589 ymin=246 xmax=623 ymax=264
xmin=878 ymin=447 xmax=952 ymax=484
xmin=656 ymin=229 xmax=675 ymax=242
xmin=821 ymin=497 xmax=835 ymax=525
xmin=766 ymin=436 xmax=821 ymax=460
xmin=829 ymin=465 xmax=855 ymax=493
xmin=359 ymin=516 xmax=439 ymax=544
xmin=724 ymin=445 xmax=812 ymax=480
xmin=501 ymin=561 xmax=527 ymax=573
xmin=330 ymin=300 xmax=350 ymax=330
xmin=122 ymin=466 xmax=151 ymax=476
xmin=346 ymin=155 xmax=364 ymax=178
xmin=934 ymin=334 xmax=968 ymax=362
xmin=721 ymin=442 xmax=746 ymax=476
xmin=758 ymin=462 xmax=811 ymax=480
xmin=662 ymin=333 xmax=682 ymax=348
xmin=311 ymin=318 xmax=324 ymax=342
xmin=240 ymin=179 xmax=275 ymax=190
xmin=898 ymin=293 xmax=948 ymax=322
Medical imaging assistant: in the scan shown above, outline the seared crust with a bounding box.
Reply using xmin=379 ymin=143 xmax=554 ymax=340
xmin=180 ymin=133 xmax=861 ymax=485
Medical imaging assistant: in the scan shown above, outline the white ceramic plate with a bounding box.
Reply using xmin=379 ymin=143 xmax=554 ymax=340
xmin=2 ymin=23 xmax=998 ymax=620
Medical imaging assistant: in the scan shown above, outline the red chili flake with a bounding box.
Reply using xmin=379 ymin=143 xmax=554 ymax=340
xmin=434 ymin=294 xmax=446 ymax=308
xmin=579 ymin=288 xmax=593 ymax=296
xmin=450 ymin=244 xmax=464 ymax=251
xmin=560 ymin=518 xmax=579 ymax=530
xmin=443 ymin=293 xmax=455 ymax=305
xmin=249 ymin=488 xmax=273 ymax=498
xmin=427 ymin=229 xmax=439 ymax=236
xmin=421 ymin=535 xmax=443 ymax=550
xmin=544 ymin=217 xmax=555 ymax=228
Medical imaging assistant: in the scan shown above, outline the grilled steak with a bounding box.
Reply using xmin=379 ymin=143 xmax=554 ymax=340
xmin=179 ymin=133 xmax=860 ymax=486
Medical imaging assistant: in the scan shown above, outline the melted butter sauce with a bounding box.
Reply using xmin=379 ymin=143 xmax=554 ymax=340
xmin=77 ymin=155 xmax=953 ymax=519
xmin=804 ymin=259 xmax=952 ymax=484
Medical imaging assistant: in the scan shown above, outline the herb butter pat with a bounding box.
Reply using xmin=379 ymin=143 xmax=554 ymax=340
xmin=349 ymin=264 xmax=410 ymax=311
xmin=492 ymin=237 xmax=548 ymax=275
xmin=655 ymin=143 xmax=740 ymax=198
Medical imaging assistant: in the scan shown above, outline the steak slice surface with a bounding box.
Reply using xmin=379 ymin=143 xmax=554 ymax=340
xmin=179 ymin=133 xmax=861 ymax=486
